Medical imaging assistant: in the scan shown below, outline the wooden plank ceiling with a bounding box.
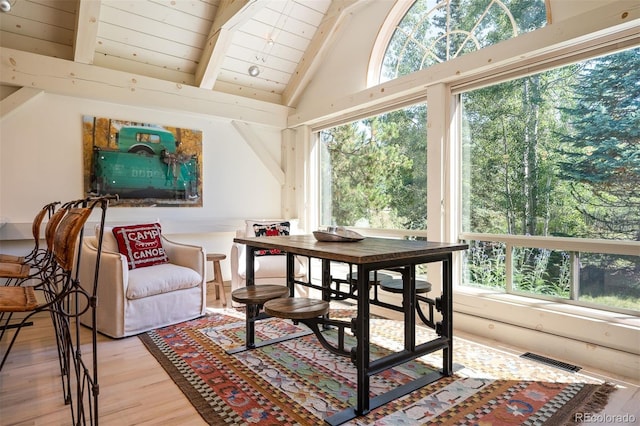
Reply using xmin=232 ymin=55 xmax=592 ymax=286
xmin=0 ymin=0 xmax=360 ymax=107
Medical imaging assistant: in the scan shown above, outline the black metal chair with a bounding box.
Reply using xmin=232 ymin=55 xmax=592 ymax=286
xmin=0 ymin=201 xmax=62 ymax=286
xmin=376 ymin=269 xmax=436 ymax=329
xmin=0 ymin=201 xmax=60 ymax=264
xmin=0 ymin=195 xmax=115 ymax=425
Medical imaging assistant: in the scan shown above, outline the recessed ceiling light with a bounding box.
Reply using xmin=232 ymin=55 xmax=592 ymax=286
xmin=248 ymin=65 xmax=260 ymax=77
xmin=0 ymin=0 xmax=12 ymax=13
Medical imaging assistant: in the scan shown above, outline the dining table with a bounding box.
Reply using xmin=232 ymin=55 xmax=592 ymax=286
xmin=233 ymin=233 xmax=468 ymax=425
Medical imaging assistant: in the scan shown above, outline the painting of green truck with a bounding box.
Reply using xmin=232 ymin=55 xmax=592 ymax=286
xmin=83 ymin=117 xmax=202 ymax=206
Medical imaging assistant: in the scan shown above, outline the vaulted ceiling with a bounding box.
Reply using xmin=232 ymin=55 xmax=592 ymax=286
xmin=0 ymin=0 xmax=361 ymax=108
xmin=2 ymin=0 xmax=637 ymax=127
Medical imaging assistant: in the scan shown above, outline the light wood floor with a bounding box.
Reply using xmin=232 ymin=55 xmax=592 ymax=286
xmin=1 ymin=286 xmax=638 ymax=425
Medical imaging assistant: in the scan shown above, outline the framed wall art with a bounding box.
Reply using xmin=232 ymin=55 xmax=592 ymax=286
xmin=82 ymin=116 xmax=203 ymax=207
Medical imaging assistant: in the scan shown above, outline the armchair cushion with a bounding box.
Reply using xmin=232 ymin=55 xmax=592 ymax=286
xmin=112 ymin=223 xmax=169 ymax=269
xmin=127 ymin=263 xmax=201 ymax=300
xmin=244 ymin=219 xmax=291 ymax=239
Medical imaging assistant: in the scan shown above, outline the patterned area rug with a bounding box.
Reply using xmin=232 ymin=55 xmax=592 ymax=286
xmin=139 ymin=308 xmax=616 ymax=425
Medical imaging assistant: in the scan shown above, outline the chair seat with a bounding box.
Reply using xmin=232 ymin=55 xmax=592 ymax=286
xmin=0 ymin=254 xmax=25 ymax=264
xmin=380 ymin=278 xmax=432 ymax=294
xmin=0 ymin=262 xmax=30 ymax=279
xmin=0 ymin=281 xmax=38 ymax=312
xmin=348 ymin=271 xmax=431 ymax=293
xmin=231 ymin=284 xmax=289 ymax=305
xmin=127 ymin=263 xmax=202 ymax=300
xmin=239 ymin=254 xmax=306 ymax=279
xmin=264 ymin=297 xmax=330 ymax=320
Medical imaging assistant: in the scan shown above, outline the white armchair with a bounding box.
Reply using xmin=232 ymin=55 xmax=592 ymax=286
xmin=78 ymin=225 xmax=206 ymax=338
xmin=230 ymin=220 xmax=308 ymax=307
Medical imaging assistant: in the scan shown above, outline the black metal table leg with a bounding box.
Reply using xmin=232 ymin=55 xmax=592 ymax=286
xmin=443 ymin=253 xmax=453 ymax=375
xmin=245 ymin=246 xmax=256 ymax=348
xmin=356 ymin=264 xmax=370 ymax=416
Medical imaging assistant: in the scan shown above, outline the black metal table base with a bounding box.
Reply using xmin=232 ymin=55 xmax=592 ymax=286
xmin=324 ymin=363 xmax=465 ymax=425
xmin=234 ymin=236 xmax=468 ymax=426
xmin=226 ymin=329 xmax=313 ymax=354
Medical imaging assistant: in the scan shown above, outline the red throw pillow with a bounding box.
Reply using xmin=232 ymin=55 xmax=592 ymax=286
xmin=253 ymin=221 xmax=290 ymax=256
xmin=112 ymin=223 xmax=169 ymax=270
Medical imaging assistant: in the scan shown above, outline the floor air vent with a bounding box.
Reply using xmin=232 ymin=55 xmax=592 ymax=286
xmin=520 ymin=352 xmax=582 ymax=373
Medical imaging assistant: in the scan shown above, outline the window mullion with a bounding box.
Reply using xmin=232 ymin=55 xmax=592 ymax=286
xmin=571 ymin=252 xmax=580 ymax=301
xmin=505 ymin=242 xmax=513 ymax=293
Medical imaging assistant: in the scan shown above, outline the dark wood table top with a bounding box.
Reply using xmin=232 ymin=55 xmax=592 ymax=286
xmin=234 ymin=234 xmax=468 ymax=264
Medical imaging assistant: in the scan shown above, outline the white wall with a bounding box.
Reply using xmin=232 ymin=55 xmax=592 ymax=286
xmin=295 ymin=0 xmax=393 ymax=116
xmin=0 ymin=91 xmax=285 ymax=280
xmin=550 ymin=0 xmax=621 ymax=22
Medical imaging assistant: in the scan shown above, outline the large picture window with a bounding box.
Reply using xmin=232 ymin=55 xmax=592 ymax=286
xmin=319 ymin=104 xmax=427 ymax=231
xmin=316 ymin=0 xmax=638 ymax=317
xmin=460 ymin=47 xmax=640 ymax=313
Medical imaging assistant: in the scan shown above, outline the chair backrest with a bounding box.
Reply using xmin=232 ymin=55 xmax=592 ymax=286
xmin=44 ymin=205 xmax=69 ymax=252
xmin=30 ymin=207 xmax=49 ymax=251
xmin=30 ymin=201 xmax=60 ymax=251
xmin=53 ymin=207 xmax=92 ymax=272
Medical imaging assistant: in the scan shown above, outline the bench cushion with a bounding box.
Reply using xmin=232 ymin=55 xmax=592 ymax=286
xmin=248 ymin=220 xmax=290 ymax=256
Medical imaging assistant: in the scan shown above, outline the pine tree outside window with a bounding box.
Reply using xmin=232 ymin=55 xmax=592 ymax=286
xmin=320 ymin=0 xmax=545 ymax=232
xmin=317 ymin=0 xmax=638 ymax=314
xmin=460 ymin=47 xmax=640 ymax=312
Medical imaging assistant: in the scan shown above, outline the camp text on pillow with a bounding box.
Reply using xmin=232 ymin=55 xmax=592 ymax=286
xmin=112 ymin=223 xmax=169 ymax=270
xmin=128 ymin=228 xmax=164 ymax=259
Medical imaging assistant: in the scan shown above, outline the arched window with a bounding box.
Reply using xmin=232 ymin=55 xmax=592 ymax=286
xmin=319 ymin=0 xmax=638 ymax=314
xmin=371 ymin=0 xmax=547 ymax=84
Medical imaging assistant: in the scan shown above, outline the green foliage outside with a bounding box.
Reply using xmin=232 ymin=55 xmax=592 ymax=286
xmin=382 ymin=0 xmax=546 ymax=82
xmin=462 ymin=48 xmax=640 ymax=311
xmin=320 ymin=105 xmax=427 ymax=230
xmin=321 ymin=0 xmax=639 ymax=312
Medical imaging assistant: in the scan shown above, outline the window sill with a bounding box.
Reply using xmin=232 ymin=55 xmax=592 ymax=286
xmin=454 ymin=287 xmax=640 ymax=356
xmin=455 ymin=287 xmax=640 ymax=328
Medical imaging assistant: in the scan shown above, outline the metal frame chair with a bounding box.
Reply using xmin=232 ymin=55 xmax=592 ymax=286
xmin=0 ymin=201 xmax=62 ymax=286
xmin=0 ymin=201 xmax=60 ymax=265
xmin=331 ymin=266 xmax=437 ymax=329
xmin=0 ymin=195 xmax=115 ymax=425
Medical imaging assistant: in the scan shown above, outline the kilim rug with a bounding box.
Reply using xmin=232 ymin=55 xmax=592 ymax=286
xmin=139 ymin=308 xmax=616 ymax=425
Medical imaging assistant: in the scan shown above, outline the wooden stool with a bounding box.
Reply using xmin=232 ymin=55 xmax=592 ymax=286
xmin=206 ymin=253 xmax=227 ymax=306
xmin=379 ymin=277 xmax=432 ymax=294
xmin=264 ymin=297 xmax=330 ymax=320
xmin=230 ymin=284 xmax=291 ymax=352
xmin=263 ymin=297 xmax=352 ymax=358
xmin=231 ymin=284 xmax=290 ymax=306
